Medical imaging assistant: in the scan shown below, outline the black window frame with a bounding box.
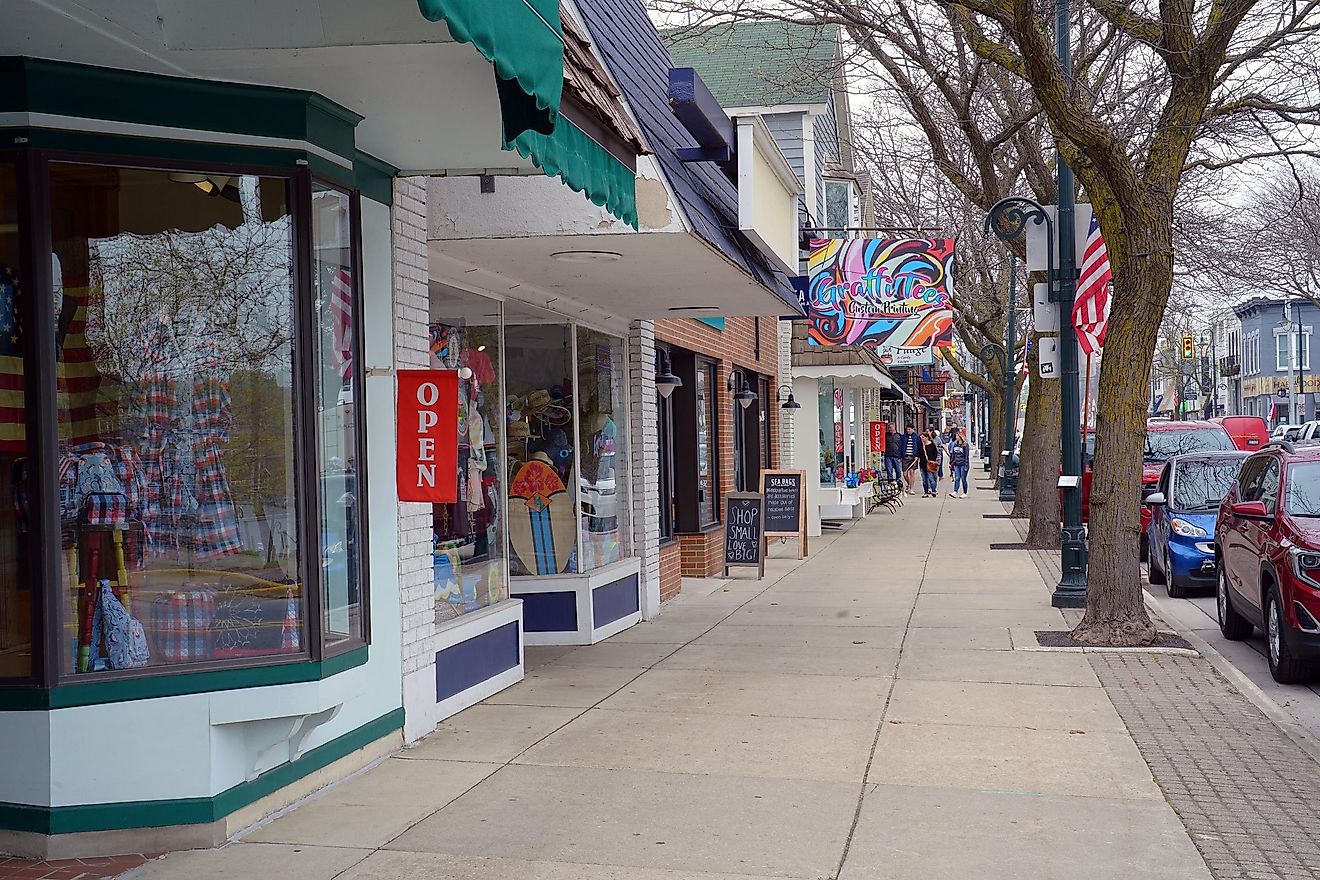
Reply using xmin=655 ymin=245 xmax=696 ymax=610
xmin=0 ymin=147 xmax=371 ymax=690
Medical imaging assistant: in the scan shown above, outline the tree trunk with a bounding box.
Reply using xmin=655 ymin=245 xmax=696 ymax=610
xmin=986 ymin=386 xmax=1004 ymax=486
xmin=1015 ymin=330 xmax=1061 ymax=546
xmin=1071 ymin=256 xmax=1166 ymax=646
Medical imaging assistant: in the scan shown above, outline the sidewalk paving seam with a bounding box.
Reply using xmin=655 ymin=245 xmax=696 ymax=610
xmin=831 ymin=495 xmax=946 ymax=880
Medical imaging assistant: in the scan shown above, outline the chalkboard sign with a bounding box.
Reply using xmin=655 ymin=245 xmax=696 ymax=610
xmin=723 ymin=492 xmax=766 ymax=579
xmin=760 ymin=469 xmax=808 ymax=559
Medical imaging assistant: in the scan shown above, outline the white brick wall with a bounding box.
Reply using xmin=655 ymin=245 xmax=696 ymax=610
xmin=393 ymin=177 xmax=435 ymax=676
xmin=628 ymin=320 xmax=661 ymax=618
xmin=778 ymin=320 xmax=794 ymax=465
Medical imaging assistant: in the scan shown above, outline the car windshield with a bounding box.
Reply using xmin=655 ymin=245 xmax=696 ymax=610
xmin=1144 ymin=427 xmax=1234 ymax=461
xmin=1171 ymin=459 xmax=1242 ymax=511
xmin=1286 ymin=462 xmax=1320 ymax=516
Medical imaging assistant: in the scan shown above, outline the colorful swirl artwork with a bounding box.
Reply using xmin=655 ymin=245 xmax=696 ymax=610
xmin=805 ymin=238 xmax=955 ymax=365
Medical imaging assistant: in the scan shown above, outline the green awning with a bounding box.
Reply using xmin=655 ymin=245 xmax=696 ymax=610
xmin=505 ymin=118 xmax=639 ymax=229
xmin=416 ymin=0 xmax=564 ymax=137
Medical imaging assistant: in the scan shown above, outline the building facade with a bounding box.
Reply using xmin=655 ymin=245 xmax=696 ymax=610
xmin=1235 ymin=296 xmax=1319 ymax=425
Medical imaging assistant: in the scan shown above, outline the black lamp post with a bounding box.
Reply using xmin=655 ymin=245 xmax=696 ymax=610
xmin=776 ymin=383 xmax=801 ymax=410
xmin=728 ymin=368 xmax=756 ymax=409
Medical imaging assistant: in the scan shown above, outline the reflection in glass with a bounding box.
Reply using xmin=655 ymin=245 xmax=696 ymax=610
xmin=1287 ymin=463 xmax=1320 ymax=516
xmin=1144 ymin=427 xmax=1234 ymax=460
xmin=577 ymin=328 xmax=628 ymax=569
xmin=819 ymin=378 xmax=837 ymax=485
xmin=505 ymin=316 xmax=578 ymax=575
xmin=696 ymin=361 xmax=717 ymax=525
xmin=311 ymin=184 xmax=362 ymax=648
xmin=0 ymin=163 xmax=31 ymax=678
xmin=430 ymin=286 xmax=506 ymax=619
xmin=1171 ymin=458 xmax=1245 ymax=511
xmin=50 ymin=164 xmax=302 ymax=674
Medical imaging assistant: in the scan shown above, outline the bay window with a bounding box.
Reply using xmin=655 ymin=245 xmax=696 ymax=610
xmin=1 ymin=153 xmax=369 ymax=686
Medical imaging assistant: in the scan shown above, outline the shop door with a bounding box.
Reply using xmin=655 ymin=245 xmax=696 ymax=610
xmin=739 ymin=399 xmax=762 ymax=492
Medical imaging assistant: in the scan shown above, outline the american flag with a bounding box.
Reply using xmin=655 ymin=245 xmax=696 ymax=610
xmin=329 ymin=267 xmax=354 ymax=382
xmin=1072 ymin=213 xmax=1112 ymax=355
xmin=0 ymin=267 xmax=25 ymax=453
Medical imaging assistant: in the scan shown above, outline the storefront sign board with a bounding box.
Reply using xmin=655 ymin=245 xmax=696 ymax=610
xmin=869 ymin=421 xmax=886 ymax=453
xmin=760 ymin=469 xmax=807 ymax=559
xmin=803 ymin=237 xmax=955 ymax=366
xmin=397 ymin=369 xmax=459 ymax=503
xmin=724 ymin=492 xmax=766 ymax=578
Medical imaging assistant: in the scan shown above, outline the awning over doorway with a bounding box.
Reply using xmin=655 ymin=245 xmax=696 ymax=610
xmin=506 ymin=119 xmax=639 ymax=228
xmin=416 ymin=0 xmax=564 ymax=138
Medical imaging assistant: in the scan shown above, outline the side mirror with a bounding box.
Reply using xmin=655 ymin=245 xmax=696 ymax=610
xmin=1229 ymin=500 xmax=1269 ymax=517
xmin=1145 ymin=492 xmax=1166 ymax=506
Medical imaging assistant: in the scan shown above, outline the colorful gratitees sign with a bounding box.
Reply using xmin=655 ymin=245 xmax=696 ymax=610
xmin=804 ymin=238 xmax=955 ymax=365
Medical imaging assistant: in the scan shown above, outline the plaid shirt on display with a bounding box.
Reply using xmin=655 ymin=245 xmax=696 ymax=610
xmin=150 ymin=588 xmax=215 ymax=663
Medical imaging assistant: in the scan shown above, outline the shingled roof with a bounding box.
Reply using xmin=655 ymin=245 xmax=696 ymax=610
xmin=660 ymin=21 xmax=840 ymax=108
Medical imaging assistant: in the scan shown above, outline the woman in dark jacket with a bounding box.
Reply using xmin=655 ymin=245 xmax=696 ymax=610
xmin=948 ymin=430 xmax=971 ymax=497
xmin=919 ymin=431 xmax=941 ymax=497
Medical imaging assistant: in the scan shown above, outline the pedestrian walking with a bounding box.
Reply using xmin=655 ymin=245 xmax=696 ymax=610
xmin=919 ymin=430 xmax=940 ymax=497
xmin=884 ymin=425 xmax=904 ymax=484
xmin=948 ymin=430 xmax=970 ymax=497
xmin=900 ymin=424 xmax=920 ymax=495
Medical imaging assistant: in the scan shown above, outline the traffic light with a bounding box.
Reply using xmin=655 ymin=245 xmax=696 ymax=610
xmin=1180 ymin=335 xmax=1195 ymax=360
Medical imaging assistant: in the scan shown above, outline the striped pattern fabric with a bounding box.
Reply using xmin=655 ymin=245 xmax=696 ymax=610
xmin=57 ymin=283 xmax=101 ymax=444
xmin=0 ymin=267 xmax=26 ymax=453
xmin=149 ymin=588 xmax=215 ymax=663
xmin=329 ymin=267 xmax=354 ymax=382
xmin=1072 ymin=214 xmax=1112 ymax=355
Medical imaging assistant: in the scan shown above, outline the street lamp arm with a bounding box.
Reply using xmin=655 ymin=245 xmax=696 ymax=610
xmin=983 ymin=196 xmax=1052 ymax=247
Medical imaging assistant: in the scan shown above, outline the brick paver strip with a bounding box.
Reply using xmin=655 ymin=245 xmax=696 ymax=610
xmin=1091 ymin=652 xmax=1320 ymax=880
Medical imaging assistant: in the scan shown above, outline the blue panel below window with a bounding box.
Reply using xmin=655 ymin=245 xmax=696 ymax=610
xmin=514 ymin=590 xmax=579 ymax=632
xmin=592 ymin=573 xmax=640 ymax=628
xmin=435 ymin=621 xmax=521 ymax=703
xmin=696 ymin=317 xmax=726 ymax=330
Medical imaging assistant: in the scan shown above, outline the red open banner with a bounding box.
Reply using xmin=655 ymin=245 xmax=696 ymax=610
xmin=869 ymin=421 xmax=886 ymax=452
xmin=397 ymin=369 xmax=459 ymax=503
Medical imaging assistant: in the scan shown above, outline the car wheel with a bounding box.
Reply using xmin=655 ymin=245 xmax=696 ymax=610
xmin=1217 ymin=567 xmax=1252 ymax=641
xmin=1148 ymin=541 xmax=1166 ymax=585
xmin=1165 ymin=546 xmax=1187 ymax=598
xmin=1266 ymin=588 xmax=1309 ymax=684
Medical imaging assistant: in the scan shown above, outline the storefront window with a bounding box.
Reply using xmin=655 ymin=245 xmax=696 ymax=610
xmin=819 ymin=378 xmax=837 ymax=485
xmin=696 ymin=359 xmax=718 ymax=525
xmin=311 ymin=184 xmax=363 ymax=648
xmin=49 ymin=163 xmax=303 ymax=674
xmin=577 ymin=327 xmax=628 ymax=569
xmin=429 ymin=285 xmax=505 ymax=621
xmin=0 ymin=162 xmax=31 ymax=679
xmin=505 ymin=308 xmax=578 ymax=575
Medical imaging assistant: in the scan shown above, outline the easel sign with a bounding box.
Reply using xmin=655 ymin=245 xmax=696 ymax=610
xmin=760 ymin=469 xmax=808 ymax=559
xmin=723 ymin=492 xmax=766 ymax=579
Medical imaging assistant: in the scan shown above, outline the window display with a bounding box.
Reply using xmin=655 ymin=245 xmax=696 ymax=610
xmin=819 ymin=379 xmax=837 ymax=485
xmin=696 ymin=360 xmax=718 ymax=525
xmin=311 ymin=183 xmax=363 ymax=649
xmin=505 ymin=313 xmax=578 ymax=575
xmin=0 ymin=162 xmax=30 ymax=679
xmin=49 ymin=163 xmax=304 ymax=674
xmin=429 ymin=285 xmax=506 ymax=621
xmin=576 ymin=328 xmax=628 ymax=569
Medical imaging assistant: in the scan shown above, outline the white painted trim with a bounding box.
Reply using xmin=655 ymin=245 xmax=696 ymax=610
xmin=802 ymin=117 xmax=819 ymax=221
xmin=734 ymin=115 xmax=802 ymax=193
xmin=592 ymin=609 xmax=642 ymax=642
xmin=722 ymin=103 xmax=829 ymax=117
xmin=514 ymin=557 xmax=643 ymax=646
xmin=0 ymin=112 xmax=354 ymax=169
xmin=430 ymin=598 xmax=523 ymax=650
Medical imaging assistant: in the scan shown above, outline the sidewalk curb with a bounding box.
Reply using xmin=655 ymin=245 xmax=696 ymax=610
xmin=1142 ymin=589 xmax=1320 ymax=769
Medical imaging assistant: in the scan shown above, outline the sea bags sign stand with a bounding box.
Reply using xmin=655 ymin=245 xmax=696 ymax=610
xmin=760 ymin=469 xmax=807 ymax=559
xmin=723 ymin=492 xmax=766 ymax=579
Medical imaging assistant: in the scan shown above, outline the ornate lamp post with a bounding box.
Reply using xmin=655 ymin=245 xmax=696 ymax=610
xmin=984 ymin=194 xmax=1088 ymax=607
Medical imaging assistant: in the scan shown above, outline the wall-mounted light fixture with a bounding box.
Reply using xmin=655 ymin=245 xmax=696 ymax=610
xmin=728 ymin=368 xmax=757 ymax=410
xmin=776 ymin=383 xmax=801 ymax=410
xmin=655 ymin=348 xmax=682 ymax=398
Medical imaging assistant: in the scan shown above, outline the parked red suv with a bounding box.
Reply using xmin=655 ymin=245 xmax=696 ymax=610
xmin=1215 ymin=442 xmax=1320 ymax=683
xmin=1138 ymin=420 xmax=1234 ymax=560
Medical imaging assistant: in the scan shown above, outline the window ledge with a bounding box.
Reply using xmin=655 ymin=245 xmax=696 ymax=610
xmin=0 ymin=647 xmax=368 ymax=711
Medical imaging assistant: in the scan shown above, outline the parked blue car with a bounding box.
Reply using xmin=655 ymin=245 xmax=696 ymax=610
xmin=1146 ymin=451 xmax=1249 ymax=597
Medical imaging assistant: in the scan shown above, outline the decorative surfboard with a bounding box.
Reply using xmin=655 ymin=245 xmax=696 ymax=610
xmin=508 ymin=455 xmax=576 ymax=575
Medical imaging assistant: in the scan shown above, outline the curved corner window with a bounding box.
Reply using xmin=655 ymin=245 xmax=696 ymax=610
xmin=0 ymin=160 xmax=32 ymax=681
xmin=49 ymin=164 xmax=305 ymax=674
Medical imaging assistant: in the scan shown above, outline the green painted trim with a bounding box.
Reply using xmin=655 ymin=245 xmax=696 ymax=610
xmin=1 ymin=56 xmax=360 ymax=163
xmin=355 ymin=151 xmax=398 ymax=205
xmin=10 ymin=127 xmax=308 ymax=171
xmin=0 ymin=707 xmax=404 ymax=835
xmin=697 ymin=317 xmax=727 ymax=330
xmin=0 ymin=647 xmax=368 ymax=711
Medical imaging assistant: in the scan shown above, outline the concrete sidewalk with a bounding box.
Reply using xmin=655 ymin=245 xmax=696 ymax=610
xmin=125 ymin=472 xmax=1212 ymax=880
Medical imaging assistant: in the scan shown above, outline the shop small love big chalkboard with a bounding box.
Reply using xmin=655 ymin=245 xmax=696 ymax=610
xmin=723 ymin=492 xmax=765 ymax=579
xmin=760 ymin=469 xmax=808 ymax=559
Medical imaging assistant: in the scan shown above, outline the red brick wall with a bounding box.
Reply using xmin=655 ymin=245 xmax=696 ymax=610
xmin=656 ymin=317 xmax=780 ymax=584
xmin=659 ymin=541 xmax=683 ymax=601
